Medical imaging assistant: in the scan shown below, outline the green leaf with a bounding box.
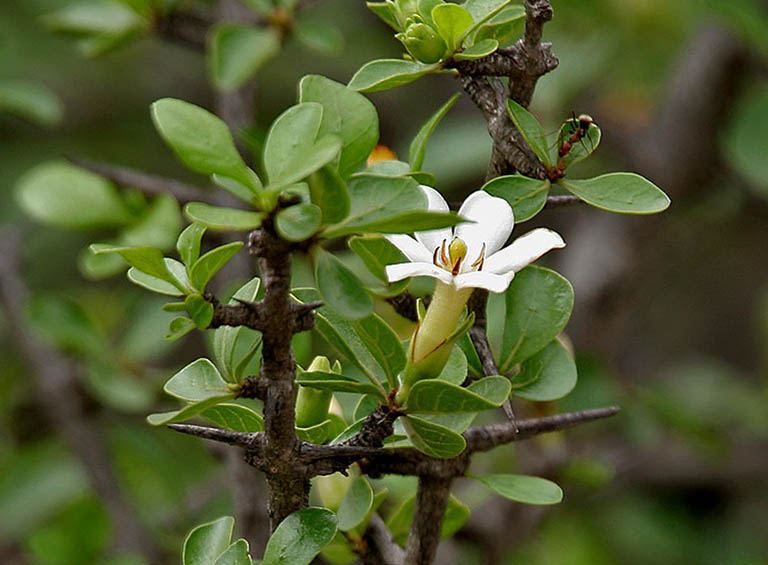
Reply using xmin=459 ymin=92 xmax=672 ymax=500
xmin=506 ymin=98 xmax=550 ymax=166
xmin=214 ymin=539 xmax=253 ymax=565
xmin=457 ymin=333 xmax=483 ymax=379
xmin=724 ymin=84 xmax=768 ymax=194
xmin=262 ymin=508 xmax=337 ymax=565
xmin=294 ymin=19 xmax=344 ymax=56
xmin=296 ymin=372 xmax=384 ymax=397
xmin=348 ymin=59 xmax=438 ymax=93
xmin=151 ymin=98 xmax=255 ymax=190
xmin=354 ymin=314 xmax=407 ymax=386
xmin=387 ymin=493 xmax=470 ymax=545
xmin=314 ymin=249 xmax=373 ymax=320
xmin=183 ymin=516 xmax=234 ymax=565
xmin=296 ymin=419 xmax=335 ymax=444
xmin=482 ymin=175 xmax=550 ymax=223
xmin=431 ymin=3 xmax=473 ymax=52
xmin=147 ymin=394 xmax=236 ymax=425
xmin=405 ymin=376 xmax=510 ymax=413
xmin=559 ymin=173 xmax=670 ymax=214
xmin=189 ymin=241 xmax=244 ymax=291
xmin=472 ymin=5 xmax=525 ymax=47
xmin=438 ymin=345 xmax=468 ymax=385
xmin=454 ymin=38 xmax=499 ymax=59
xmin=177 ymin=223 xmax=207 ymax=267
xmin=322 ymin=175 xmax=423 ymax=237
xmin=554 ymin=117 xmax=602 ymax=168
xmin=325 ymin=209 xmax=463 ymax=237
xmin=127 ymin=268 xmax=182 ymax=296
xmin=184 ymin=202 xmax=264 ymax=231
xmin=500 ymin=266 xmax=574 ymax=372
xmin=165 ymin=358 xmax=230 ymax=401
xmin=263 ymin=102 xmax=342 ymax=188
xmin=42 ymin=2 xmax=142 ymax=35
xmin=25 ymin=295 xmax=104 ymax=356
xmin=366 ymin=1 xmax=401 ymax=30
xmin=348 ymin=235 xmax=407 ymax=282
xmin=90 ymin=244 xmax=185 ymax=290
xmin=208 ymin=24 xmax=280 ymax=90
xmin=120 ymin=193 xmax=181 ymax=250
xmin=212 ymin=174 xmax=260 ymax=205
xmin=511 ymin=339 xmax=577 ymax=401
xmin=307 ymin=166 xmax=350 ymax=224
xmin=184 ymin=293 xmax=214 ymax=330
xmin=402 ymin=415 xmax=466 ymax=458
xmin=165 ymin=316 xmax=197 ymax=341
xmin=470 ymin=474 xmax=563 ymax=505
xmin=463 ymin=0 xmax=513 ymax=26
xmin=0 ymin=79 xmax=63 ymax=126
xmin=212 ymin=277 xmax=262 ymax=382
xmin=336 ymin=477 xmax=374 ymax=531
xmin=299 ymin=75 xmax=379 ymax=179
xmin=275 ymin=203 xmax=323 ymax=241
xmin=409 ymin=93 xmax=460 ymax=171
xmin=202 ymin=403 xmax=264 ymax=432
xmin=292 ymin=288 xmax=389 ymax=392
xmin=16 ymin=161 xmax=132 ymax=229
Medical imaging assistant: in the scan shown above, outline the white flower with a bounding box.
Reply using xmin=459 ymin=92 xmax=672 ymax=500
xmin=385 ymin=186 xmax=565 ymax=293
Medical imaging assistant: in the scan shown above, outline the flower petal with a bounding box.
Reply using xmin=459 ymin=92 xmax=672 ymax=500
xmin=484 ymin=228 xmax=565 ymax=275
xmin=386 ymin=262 xmax=454 ymax=285
xmin=454 ymin=271 xmax=515 ymax=293
xmin=384 ymin=234 xmax=432 ymax=263
xmin=414 ymin=185 xmax=452 ymax=252
xmin=454 ymin=191 xmax=514 ymax=261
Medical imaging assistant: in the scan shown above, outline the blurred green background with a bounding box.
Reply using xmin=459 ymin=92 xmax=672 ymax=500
xmin=1 ymin=0 xmax=767 ymax=563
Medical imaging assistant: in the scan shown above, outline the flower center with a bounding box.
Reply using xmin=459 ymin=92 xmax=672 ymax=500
xmin=432 ymin=237 xmax=486 ymax=275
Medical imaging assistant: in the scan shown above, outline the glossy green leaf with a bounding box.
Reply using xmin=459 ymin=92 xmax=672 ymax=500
xmin=405 ymin=376 xmax=510 ymax=413
xmin=263 ymin=102 xmax=342 ymax=188
xmin=402 ymin=415 xmax=466 ymax=458
xmin=348 ymin=59 xmax=438 ymax=93
xmin=294 ymin=19 xmax=344 ymax=55
xmin=90 ymin=244 xmax=185 ymax=290
xmin=17 ymin=162 xmax=132 ymax=229
xmin=438 ymin=345 xmax=468 ymax=385
xmin=457 ymin=333 xmax=483 ymax=379
xmin=500 ymin=266 xmax=574 ymax=372
xmin=164 ymin=358 xmax=230 ymax=402
xmin=348 ymin=235 xmax=406 ymax=282
xmin=326 ymin=209 xmax=463 ymax=237
xmin=184 ymin=202 xmax=263 ymax=231
xmin=454 ymin=38 xmax=499 ymax=59
xmin=275 ymin=203 xmax=323 ymax=241
xmin=212 ymin=174 xmax=260 ymax=204
xmin=409 ymin=93 xmax=460 ymax=171
xmin=366 ymin=1 xmax=401 ymax=30
xmin=262 ymin=507 xmax=337 ymax=565
xmin=42 ymin=2 xmax=142 ymax=35
xmin=147 ymin=393 xmax=236 ymax=425
xmin=431 ymin=3 xmax=473 ymax=52
xmin=296 ymin=372 xmax=384 ymax=397
xmin=337 ymin=477 xmax=374 ymax=531
xmin=299 ymin=75 xmax=379 ymax=179
xmin=203 ymin=403 xmax=264 ymax=432
xmin=511 ymin=339 xmax=577 ymax=401
xmin=506 ymin=98 xmax=550 ymax=166
xmin=483 ymin=175 xmax=550 ymax=223
xmin=473 ymin=5 xmax=525 ymax=46
xmin=184 ymin=293 xmax=214 ymax=330
xmin=183 ymin=516 xmax=234 ymax=565
xmin=189 ymin=241 xmax=244 ymax=290
xmin=553 ymin=117 xmax=602 ymax=168
xmin=463 ymin=0 xmax=513 ymax=26
xmin=165 ymin=316 xmax=197 ymax=341
xmin=0 ymin=79 xmax=63 ymax=126
xmin=151 ymin=98 xmax=256 ymax=189
xmin=120 ymin=193 xmax=181 ymax=250
xmin=177 ymin=223 xmax=207 ymax=267
xmin=354 ymin=313 xmax=407 ymax=385
xmin=387 ymin=493 xmax=470 ymax=546
xmin=208 ymin=24 xmax=280 ymax=90
xmin=212 ymin=277 xmax=262 ymax=382
xmin=306 ymin=165 xmax=351 ymax=224
xmin=292 ymin=288 xmax=389 ymax=392
xmin=127 ymin=268 xmax=181 ymax=296
xmin=559 ymin=173 xmax=670 ymax=214
xmin=214 ymin=539 xmax=252 ymax=565
xmin=314 ymin=249 xmax=373 ymax=320
xmin=296 ymin=418 xmax=337 ymax=443
xmin=471 ymin=473 xmax=563 ymax=505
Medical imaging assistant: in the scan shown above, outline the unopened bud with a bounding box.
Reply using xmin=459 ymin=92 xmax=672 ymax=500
xmin=397 ymin=22 xmax=447 ymax=64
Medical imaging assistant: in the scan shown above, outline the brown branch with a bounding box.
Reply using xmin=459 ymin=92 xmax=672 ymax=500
xmin=67 ymin=156 xmax=215 ymax=204
xmin=404 ymin=476 xmax=453 ymax=564
xmin=153 ymin=9 xmax=213 ymax=51
xmin=208 ymin=295 xmax=320 ymax=333
xmin=0 ymin=228 xmax=161 ymax=563
xmin=545 ymin=194 xmax=583 ymax=208
xmin=361 ymin=513 xmax=404 ymax=565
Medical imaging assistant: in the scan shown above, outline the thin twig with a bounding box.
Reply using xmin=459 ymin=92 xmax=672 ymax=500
xmin=361 ymin=513 xmax=404 ymax=565
xmin=545 ymin=194 xmax=583 ymax=208
xmin=404 ymin=476 xmax=453 ymax=564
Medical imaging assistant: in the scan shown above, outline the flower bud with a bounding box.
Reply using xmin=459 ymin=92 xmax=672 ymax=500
xmin=396 ymin=22 xmax=447 ymax=64
xmin=295 ymin=356 xmax=333 ymax=428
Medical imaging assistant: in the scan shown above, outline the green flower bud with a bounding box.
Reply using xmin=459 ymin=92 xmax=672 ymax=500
xmin=295 ymin=356 xmax=333 ymax=428
xmin=397 ymin=22 xmax=447 ymax=64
